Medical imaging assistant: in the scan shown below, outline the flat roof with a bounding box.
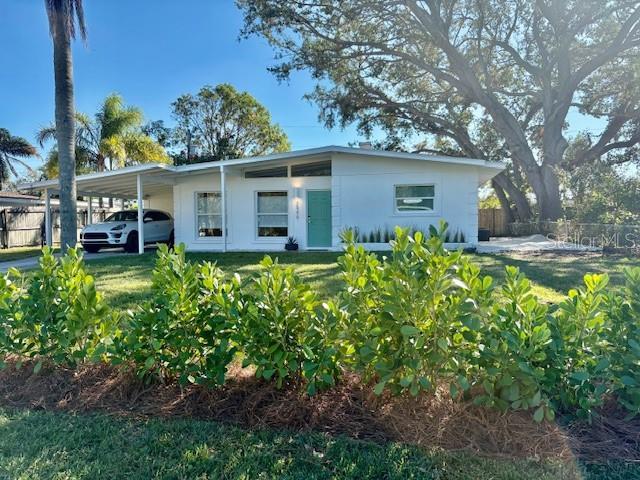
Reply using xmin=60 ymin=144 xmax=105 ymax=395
xmin=17 ymin=145 xmax=505 ymax=197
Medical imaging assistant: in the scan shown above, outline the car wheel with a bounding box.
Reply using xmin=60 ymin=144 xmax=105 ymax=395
xmin=125 ymin=231 xmax=138 ymax=253
xmin=168 ymin=230 xmax=175 ymax=248
xmin=83 ymin=244 xmax=100 ymax=254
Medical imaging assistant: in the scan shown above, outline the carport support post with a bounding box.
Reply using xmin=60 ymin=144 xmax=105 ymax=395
xmin=136 ymin=174 xmax=144 ymax=254
xmin=221 ymin=165 xmax=227 ymax=252
xmin=44 ymin=188 xmax=52 ymax=247
xmin=87 ymin=196 xmax=93 ymax=225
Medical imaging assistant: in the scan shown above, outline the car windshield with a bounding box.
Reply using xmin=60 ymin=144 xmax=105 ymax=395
xmin=105 ymin=211 xmax=138 ymax=222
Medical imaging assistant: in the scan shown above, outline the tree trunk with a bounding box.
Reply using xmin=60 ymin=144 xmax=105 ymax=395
xmin=537 ymin=164 xmax=564 ymax=220
xmin=52 ymin=10 xmax=77 ymax=252
xmin=491 ymin=178 xmax=515 ymax=224
xmin=492 ymin=172 xmax=533 ymax=221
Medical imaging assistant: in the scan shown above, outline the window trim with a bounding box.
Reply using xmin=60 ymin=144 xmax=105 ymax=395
xmin=255 ymin=190 xmax=289 ymax=240
xmin=194 ymin=191 xmax=223 ymax=239
xmin=393 ymin=183 xmax=438 ymax=216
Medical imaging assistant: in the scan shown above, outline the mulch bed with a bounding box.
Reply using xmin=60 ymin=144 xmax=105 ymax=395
xmin=0 ymin=358 xmax=637 ymax=463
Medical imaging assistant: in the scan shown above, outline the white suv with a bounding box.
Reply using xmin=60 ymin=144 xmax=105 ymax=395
xmin=80 ymin=209 xmax=174 ymax=253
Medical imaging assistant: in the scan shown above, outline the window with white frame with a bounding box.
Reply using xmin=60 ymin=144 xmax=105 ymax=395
xmin=394 ymin=185 xmax=435 ymax=213
xmin=196 ymin=192 xmax=222 ymax=237
xmin=256 ymin=191 xmax=288 ymax=237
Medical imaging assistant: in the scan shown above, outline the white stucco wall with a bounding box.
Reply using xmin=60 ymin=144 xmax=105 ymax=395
xmin=172 ymin=166 xmax=331 ymax=251
xmin=331 ymin=153 xmax=480 ymax=246
xmin=146 ymin=189 xmax=174 ymax=216
xmin=170 ymin=153 xmax=483 ymax=252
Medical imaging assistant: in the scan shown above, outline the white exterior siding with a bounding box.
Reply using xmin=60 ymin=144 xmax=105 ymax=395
xmin=172 ymin=165 xmax=331 ymax=251
xmin=169 ymin=153 xmax=484 ymax=252
xmin=146 ymin=189 xmax=174 ymax=216
xmin=331 ymin=153 xmax=480 ymax=246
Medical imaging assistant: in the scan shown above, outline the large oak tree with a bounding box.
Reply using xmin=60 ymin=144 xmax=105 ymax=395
xmin=239 ymin=0 xmax=640 ymax=220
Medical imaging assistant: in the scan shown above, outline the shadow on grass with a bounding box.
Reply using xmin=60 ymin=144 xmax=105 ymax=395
xmin=0 ymin=408 xmax=583 ymax=480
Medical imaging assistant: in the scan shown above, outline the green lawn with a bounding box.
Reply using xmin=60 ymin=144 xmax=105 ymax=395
xmin=84 ymin=250 xmax=640 ymax=312
xmin=0 ymin=407 xmax=586 ymax=480
xmin=0 ymin=407 xmax=637 ymax=480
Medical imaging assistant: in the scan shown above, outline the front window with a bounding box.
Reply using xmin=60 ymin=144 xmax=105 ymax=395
xmin=105 ymin=211 xmax=138 ymax=222
xmin=257 ymin=191 xmax=288 ymax=237
xmin=245 ymin=166 xmax=288 ymax=178
xmin=395 ymin=185 xmax=435 ymax=212
xmin=196 ymin=192 xmax=222 ymax=237
xmin=291 ymin=160 xmax=331 ymax=177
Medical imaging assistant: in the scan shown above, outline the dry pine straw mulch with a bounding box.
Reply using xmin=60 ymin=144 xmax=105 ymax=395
xmin=0 ymin=358 xmax=637 ymax=464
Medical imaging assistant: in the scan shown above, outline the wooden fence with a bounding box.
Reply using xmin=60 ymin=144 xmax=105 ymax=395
xmin=0 ymin=208 xmax=112 ymax=249
xmin=478 ymin=208 xmax=509 ymax=236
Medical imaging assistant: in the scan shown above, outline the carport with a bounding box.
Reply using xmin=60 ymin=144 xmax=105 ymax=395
xmin=17 ymin=164 xmax=177 ymax=254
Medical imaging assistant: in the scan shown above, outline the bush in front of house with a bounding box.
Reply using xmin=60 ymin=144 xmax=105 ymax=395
xmin=0 ymin=247 xmax=116 ymax=370
xmin=335 ymin=224 xmax=493 ymax=398
xmin=117 ymin=244 xmax=237 ymax=385
xmin=0 ymin=232 xmax=639 ymax=423
xmin=231 ymin=256 xmax=342 ymax=394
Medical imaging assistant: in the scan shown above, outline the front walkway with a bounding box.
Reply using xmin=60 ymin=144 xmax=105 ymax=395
xmin=476 ymin=234 xmax=601 ymax=254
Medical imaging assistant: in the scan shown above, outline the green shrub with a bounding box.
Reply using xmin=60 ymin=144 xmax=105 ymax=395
xmin=475 ymin=266 xmax=555 ymax=421
xmin=338 ymin=223 xmax=493 ymax=397
xmin=608 ymin=267 xmax=640 ymax=416
xmin=0 ymin=269 xmax=22 ymax=359
xmin=233 ymin=256 xmax=341 ymax=393
xmin=0 ymin=247 xmax=115 ymax=368
xmin=550 ymin=273 xmax=613 ymax=418
xmin=120 ymin=244 xmax=236 ymax=385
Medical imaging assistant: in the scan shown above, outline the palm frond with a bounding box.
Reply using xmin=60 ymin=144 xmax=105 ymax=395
xmin=36 ymin=124 xmax=58 ymax=148
xmin=122 ymin=132 xmax=170 ymax=166
xmin=0 ymin=128 xmax=37 ymax=157
xmin=45 ymin=0 xmax=87 ymax=42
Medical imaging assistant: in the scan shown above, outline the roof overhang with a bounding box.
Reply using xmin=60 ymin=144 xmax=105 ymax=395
xmin=17 ymin=163 xmax=178 ymax=199
xmin=17 ymin=146 xmax=505 ymax=197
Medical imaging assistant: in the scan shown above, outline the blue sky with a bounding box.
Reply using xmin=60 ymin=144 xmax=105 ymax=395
xmin=0 ymin=0 xmax=604 ymax=177
xmin=0 ymin=0 xmax=360 ymax=173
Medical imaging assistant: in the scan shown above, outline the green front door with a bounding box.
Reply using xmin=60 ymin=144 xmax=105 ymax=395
xmin=307 ymin=190 xmax=332 ymax=248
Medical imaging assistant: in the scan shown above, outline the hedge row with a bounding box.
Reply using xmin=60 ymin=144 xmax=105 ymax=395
xmin=0 ymin=223 xmax=638 ymax=421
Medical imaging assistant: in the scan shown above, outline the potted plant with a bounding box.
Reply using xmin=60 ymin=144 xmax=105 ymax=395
xmin=284 ymin=236 xmax=299 ymax=251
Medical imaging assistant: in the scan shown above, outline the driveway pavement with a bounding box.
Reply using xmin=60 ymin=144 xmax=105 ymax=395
xmin=0 ymin=247 xmax=156 ymax=273
xmin=476 ymin=234 xmax=601 ymax=254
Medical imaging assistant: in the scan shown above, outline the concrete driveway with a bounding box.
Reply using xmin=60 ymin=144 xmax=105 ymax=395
xmin=476 ymin=234 xmax=601 ymax=254
xmin=0 ymin=247 xmax=157 ymax=273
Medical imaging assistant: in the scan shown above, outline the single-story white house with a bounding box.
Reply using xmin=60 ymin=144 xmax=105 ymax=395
xmin=18 ymin=145 xmax=504 ymax=253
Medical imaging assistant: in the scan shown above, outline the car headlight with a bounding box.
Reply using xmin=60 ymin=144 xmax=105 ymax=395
xmin=110 ymin=224 xmax=127 ymax=231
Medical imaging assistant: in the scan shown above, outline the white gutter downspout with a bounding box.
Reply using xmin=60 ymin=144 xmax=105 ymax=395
xmin=136 ymin=174 xmax=144 ymax=254
xmin=221 ymin=165 xmax=227 ymax=253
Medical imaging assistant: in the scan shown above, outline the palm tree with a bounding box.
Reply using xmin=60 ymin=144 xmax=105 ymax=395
xmin=45 ymin=0 xmax=86 ymax=251
xmin=0 ymin=128 xmax=37 ymax=190
xmin=37 ymin=94 xmax=169 ymax=177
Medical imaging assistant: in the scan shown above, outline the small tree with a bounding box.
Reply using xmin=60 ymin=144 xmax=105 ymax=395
xmin=37 ymin=94 xmax=169 ymax=177
xmin=171 ymin=83 xmax=290 ymax=164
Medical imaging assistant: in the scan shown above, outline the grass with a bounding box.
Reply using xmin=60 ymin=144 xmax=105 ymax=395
xmin=0 ymin=407 xmax=583 ymax=480
xmin=84 ymin=249 xmax=640 ymax=312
